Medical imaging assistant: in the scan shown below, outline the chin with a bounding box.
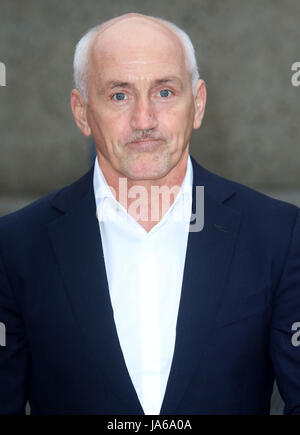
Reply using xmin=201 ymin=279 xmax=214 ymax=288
xmin=126 ymin=168 xmax=168 ymax=181
xmin=127 ymin=162 xmax=170 ymax=181
xmin=122 ymin=153 xmax=171 ymax=180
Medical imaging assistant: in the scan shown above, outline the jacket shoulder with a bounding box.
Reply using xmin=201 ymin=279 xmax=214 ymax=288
xmin=196 ymin=159 xmax=299 ymax=216
xmin=0 ymin=166 xmax=94 ymax=234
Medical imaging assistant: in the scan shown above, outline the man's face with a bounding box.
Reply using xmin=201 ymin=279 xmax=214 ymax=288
xmin=73 ymin=19 xmax=206 ymax=180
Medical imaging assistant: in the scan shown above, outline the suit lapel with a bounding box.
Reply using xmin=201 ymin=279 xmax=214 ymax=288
xmin=160 ymin=157 xmax=242 ymax=414
xmin=47 ymin=168 xmax=144 ymax=414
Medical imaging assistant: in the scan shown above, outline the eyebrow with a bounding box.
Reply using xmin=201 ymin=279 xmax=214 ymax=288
xmin=102 ymin=76 xmax=184 ymax=91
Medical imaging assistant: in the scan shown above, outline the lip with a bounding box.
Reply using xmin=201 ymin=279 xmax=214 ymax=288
xmin=128 ymin=138 xmax=163 ymax=151
xmin=132 ymin=138 xmax=159 ymax=142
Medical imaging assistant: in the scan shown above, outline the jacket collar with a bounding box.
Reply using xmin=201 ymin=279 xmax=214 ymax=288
xmin=51 ymin=155 xmax=236 ymax=214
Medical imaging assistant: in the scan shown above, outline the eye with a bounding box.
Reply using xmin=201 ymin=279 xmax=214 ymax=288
xmin=112 ymin=92 xmax=127 ymax=101
xmin=158 ymin=89 xmax=173 ymax=98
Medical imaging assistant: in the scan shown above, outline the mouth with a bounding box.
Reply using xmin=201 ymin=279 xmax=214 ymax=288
xmin=127 ymin=138 xmax=163 ymax=152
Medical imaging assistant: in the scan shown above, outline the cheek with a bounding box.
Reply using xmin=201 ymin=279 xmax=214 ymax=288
xmin=90 ymin=109 xmax=129 ymax=142
xmin=159 ymin=105 xmax=193 ymax=137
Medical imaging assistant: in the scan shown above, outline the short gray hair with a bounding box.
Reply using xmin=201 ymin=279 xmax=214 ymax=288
xmin=73 ymin=14 xmax=200 ymax=102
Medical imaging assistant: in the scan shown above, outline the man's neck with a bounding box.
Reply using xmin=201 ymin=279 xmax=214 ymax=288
xmin=96 ymin=149 xmax=189 ymax=232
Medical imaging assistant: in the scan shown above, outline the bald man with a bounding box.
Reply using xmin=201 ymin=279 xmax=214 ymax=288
xmin=1 ymin=13 xmax=300 ymax=415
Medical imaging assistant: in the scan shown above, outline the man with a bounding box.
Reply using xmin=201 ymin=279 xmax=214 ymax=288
xmin=0 ymin=12 xmax=300 ymax=415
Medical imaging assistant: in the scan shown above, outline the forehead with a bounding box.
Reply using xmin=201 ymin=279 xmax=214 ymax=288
xmin=89 ymin=18 xmax=188 ymax=85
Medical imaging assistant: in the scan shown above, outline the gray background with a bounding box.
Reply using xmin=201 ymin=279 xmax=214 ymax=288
xmin=1 ymin=0 xmax=300 ymax=414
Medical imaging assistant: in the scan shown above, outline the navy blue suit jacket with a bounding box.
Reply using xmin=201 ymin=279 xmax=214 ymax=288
xmin=1 ymin=155 xmax=300 ymax=415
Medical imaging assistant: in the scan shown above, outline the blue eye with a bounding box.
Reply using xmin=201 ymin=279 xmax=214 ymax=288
xmin=159 ymin=89 xmax=172 ymax=98
xmin=112 ymin=92 xmax=127 ymax=101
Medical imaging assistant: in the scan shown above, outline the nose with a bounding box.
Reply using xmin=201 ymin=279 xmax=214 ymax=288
xmin=130 ymin=96 xmax=158 ymax=131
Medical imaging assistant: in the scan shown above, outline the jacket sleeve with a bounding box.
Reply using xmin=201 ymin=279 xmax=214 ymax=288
xmin=270 ymin=208 xmax=300 ymax=414
xmin=0 ymin=248 xmax=30 ymax=414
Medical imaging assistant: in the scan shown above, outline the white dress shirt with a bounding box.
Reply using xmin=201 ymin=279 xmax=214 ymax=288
xmin=93 ymin=155 xmax=193 ymax=415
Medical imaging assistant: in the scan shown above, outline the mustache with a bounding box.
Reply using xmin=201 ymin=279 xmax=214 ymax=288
xmin=124 ymin=130 xmax=167 ymax=145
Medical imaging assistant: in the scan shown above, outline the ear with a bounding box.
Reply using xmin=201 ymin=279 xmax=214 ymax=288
xmin=193 ymin=79 xmax=207 ymax=130
xmin=70 ymin=89 xmax=91 ymax=137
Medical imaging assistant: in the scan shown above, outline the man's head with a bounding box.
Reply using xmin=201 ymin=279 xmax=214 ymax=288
xmin=70 ymin=13 xmax=206 ymax=181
